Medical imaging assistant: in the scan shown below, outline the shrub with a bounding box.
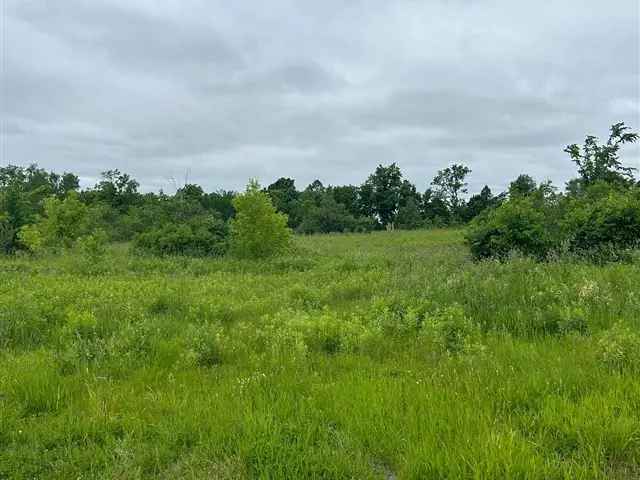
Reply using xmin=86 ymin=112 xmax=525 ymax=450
xmin=57 ymin=309 xmax=108 ymax=371
xmin=0 ymin=186 xmax=31 ymax=254
xmin=18 ymin=192 xmax=90 ymax=252
xmin=466 ymin=193 xmax=561 ymax=260
xmin=16 ymin=223 xmax=44 ymax=253
xmin=396 ymin=197 xmax=424 ymax=230
xmin=597 ymin=323 xmax=640 ymax=372
xmin=369 ymin=297 xmax=428 ymax=336
xmin=424 ymin=306 xmax=483 ymax=354
xmin=76 ymin=229 xmax=108 ymax=261
xmin=132 ymin=214 xmax=228 ymax=257
xmin=295 ymin=311 xmax=366 ymax=354
xmin=182 ymin=324 xmax=224 ymax=367
xmin=562 ymin=185 xmax=640 ymax=254
xmin=230 ymin=180 xmax=292 ymax=259
xmin=297 ymin=196 xmax=363 ymax=234
xmin=0 ymin=215 xmax=18 ymax=254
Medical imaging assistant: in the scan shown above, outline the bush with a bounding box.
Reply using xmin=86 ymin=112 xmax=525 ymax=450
xmin=18 ymin=192 xmax=90 ymax=252
xmin=297 ymin=196 xmax=371 ymax=234
xmin=562 ymin=185 xmax=640 ymax=254
xmin=0 ymin=215 xmax=18 ymax=254
xmin=230 ymin=180 xmax=292 ymax=258
xmin=466 ymin=182 xmax=640 ymax=262
xmin=423 ymin=306 xmax=483 ymax=354
xmin=132 ymin=214 xmax=228 ymax=257
xmin=76 ymin=229 xmax=108 ymax=261
xmin=466 ymin=193 xmax=561 ymax=260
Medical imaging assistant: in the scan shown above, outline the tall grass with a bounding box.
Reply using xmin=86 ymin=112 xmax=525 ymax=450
xmin=0 ymin=229 xmax=638 ymax=478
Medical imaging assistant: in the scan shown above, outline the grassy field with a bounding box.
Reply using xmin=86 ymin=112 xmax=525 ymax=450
xmin=1 ymin=229 xmax=639 ymax=479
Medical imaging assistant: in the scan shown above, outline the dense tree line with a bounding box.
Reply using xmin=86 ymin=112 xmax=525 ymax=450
xmin=0 ymin=157 xmax=491 ymax=255
xmin=1 ymin=122 xmax=638 ymax=260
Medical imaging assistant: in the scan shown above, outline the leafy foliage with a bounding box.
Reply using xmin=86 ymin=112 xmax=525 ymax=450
xmin=230 ymin=180 xmax=292 ymax=258
xmin=362 ymin=163 xmax=403 ymax=228
xmin=133 ymin=214 xmax=228 ymax=257
xmin=18 ymin=192 xmax=91 ymax=252
xmin=565 ymin=122 xmax=638 ymax=186
xmin=467 ymin=123 xmax=639 ymax=261
xmin=432 ymin=163 xmax=472 ymax=219
xmin=466 ymin=189 xmax=561 ymax=260
xmin=508 ymin=174 xmax=537 ymax=198
xmin=562 ymin=184 xmax=640 ymax=253
xmin=297 ymin=195 xmax=368 ymax=234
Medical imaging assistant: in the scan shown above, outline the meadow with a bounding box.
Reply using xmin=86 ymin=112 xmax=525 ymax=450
xmin=1 ymin=229 xmax=639 ymax=479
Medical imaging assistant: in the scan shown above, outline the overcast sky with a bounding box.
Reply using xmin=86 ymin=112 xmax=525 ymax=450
xmin=2 ymin=1 xmax=639 ymax=194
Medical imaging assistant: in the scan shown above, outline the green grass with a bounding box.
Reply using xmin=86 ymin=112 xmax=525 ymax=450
xmin=1 ymin=229 xmax=639 ymax=479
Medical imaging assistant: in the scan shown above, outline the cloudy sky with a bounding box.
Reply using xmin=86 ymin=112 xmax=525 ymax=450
xmin=2 ymin=1 xmax=639 ymax=194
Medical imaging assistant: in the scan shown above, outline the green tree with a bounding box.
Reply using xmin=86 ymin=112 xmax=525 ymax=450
xmin=91 ymin=170 xmax=141 ymax=212
xmin=331 ymin=185 xmax=360 ymax=217
xmin=176 ymin=184 xmax=205 ymax=205
xmin=297 ymin=195 xmax=361 ymax=234
xmin=396 ymin=196 xmax=423 ymax=230
xmin=19 ymin=192 xmax=90 ymax=252
xmin=431 ymin=164 xmax=471 ymax=219
xmin=363 ymin=163 xmax=403 ymax=228
xmin=204 ymin=190 xmax=236 ymax=221
xmin=0 ymin=186 xmax=31 ymax=253
xmin=266 ymin=178 xmax=300 ymax=227
xmin=462 ymin=185 xmax=496 ymax=222
xmin=421 ymin=188 xmax=450 ymax=226
xmin=230 ymin=180 xmax=292 ymax=259
xmin=564 ymin=122 xmax=638 ymax=187
xmin=509 ymin=174 xmax=537 ymax=197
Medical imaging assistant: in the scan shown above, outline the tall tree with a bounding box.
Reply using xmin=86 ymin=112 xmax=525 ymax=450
xmin=462 ymin=185 xmax=495 ymax=221
xmin=266 ymin=177 xmax=300 ymax=227
xmin=564 ymin=122 xmax=638 ymax=187
xmin=431 ymin=163 xmax=471 ymax=218
xmin=363 ymin=163 xmax=403 ymax=228
xmin=508 ymin=174 xmax=537 ymax=197
xmin=421 ymin=188 xmax=450 ymax=225
xmin=331 ymin=185 xmax=360 ymax=217
xmin=204 ymin=190 xmax=236 ymax=221
xmin=92 ymin=170 xmax=141 ymax=212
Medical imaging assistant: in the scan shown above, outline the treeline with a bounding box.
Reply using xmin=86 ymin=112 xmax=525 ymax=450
xmin=0 ymin=157 xmax=494 ymax=256
xmin=1 ymin=122 xmax=638 ymax=260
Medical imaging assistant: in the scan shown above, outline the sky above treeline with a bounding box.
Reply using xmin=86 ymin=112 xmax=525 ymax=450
xmin=2 ymin=0 xmax=639 ymax=194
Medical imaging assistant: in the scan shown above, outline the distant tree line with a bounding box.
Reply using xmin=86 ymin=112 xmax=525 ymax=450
xmin=0 ymin=157 xmax=493 ymax=254
xmin=1 ymin=122 xmax=638 ymax=260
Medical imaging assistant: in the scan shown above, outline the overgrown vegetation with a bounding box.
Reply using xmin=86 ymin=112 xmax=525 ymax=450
xmin=1 ymin=122 xmax=639 ymax=478
xmin=3 ymin=123 xmax=636 ymax=260
xmin=466 ymin=123 xmax=639 ymax=260
xmin=1 ymin=229 xmax=639 ymax=478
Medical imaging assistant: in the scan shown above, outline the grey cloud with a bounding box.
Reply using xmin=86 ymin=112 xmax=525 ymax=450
xmin=2 ymin=0 xmax=639 ymax=193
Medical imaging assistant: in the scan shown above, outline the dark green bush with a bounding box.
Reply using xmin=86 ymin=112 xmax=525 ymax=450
xmin=466 ymin=182 xmax=639 ymax=261
xmin=297 ymin=196 xmax=374 ymax=234
xmin=465 ymin=193 xmax=561 ymax=260
xmin=562 ymin=185 xmax=640 ymax=253
xmin=132 ymin=214 xmax=228 ymax=257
